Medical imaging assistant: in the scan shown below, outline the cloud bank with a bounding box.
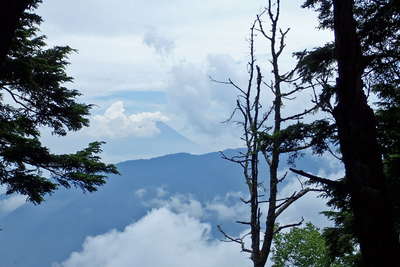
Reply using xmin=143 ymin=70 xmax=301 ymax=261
xmin=55 ymin=161 xmax=338 ymax=267
xmin=88 ymin=101 xmax=169 ymax=138
xmin=55 ymin=208 xmax=251 ymax=267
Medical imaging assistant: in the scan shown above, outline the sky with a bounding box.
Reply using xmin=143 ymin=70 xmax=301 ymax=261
xmin=2 ymin=2 xmax=339 ymax=266
xmin=35 ymin=0 xmax=333 ymax=162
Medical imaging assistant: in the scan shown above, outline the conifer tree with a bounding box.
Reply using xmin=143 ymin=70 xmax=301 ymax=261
xmin=291 ymin=0 xmax=400 ymax=265
xmin=0 ymin=0 xmax=118 ymax=204
xmin=0 ymin=0 xmax=31 ymax=63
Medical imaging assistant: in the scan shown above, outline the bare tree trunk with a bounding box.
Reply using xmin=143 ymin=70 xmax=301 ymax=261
xmin=219 ymin=2 xmax=321 ymax=266
xmin=0 ymin=1 xmax=30 ymax=64
xmin=332 ymin=0 xmax=400 ymax=265
xmin=258 ymin=15 xmax=283 ymax=265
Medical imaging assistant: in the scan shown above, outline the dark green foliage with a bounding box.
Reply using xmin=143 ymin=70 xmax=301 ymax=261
xmin=375 ymin=85 xmax=400 ymax=157
xmin=0 ymin=1 xmax=118 ymax=204
xmin=376 ymin=82 xmax=400 ymax=233
xmin=321 ymin=211 xmax=361 ymax=266
xmin=302 ymin=0 xmax=333 ymax=29
xmin=259 ymin=119 xmax=337 ymax=165
xmin=295 ymin=43 xmax=336 ymax=83
xmin=0 ymin=0 xmax=32 ymax=63
xmin=301 ymin=0 xmax=400 ymax=89
xmin=298 ymin=0 xmax=400 ymax=263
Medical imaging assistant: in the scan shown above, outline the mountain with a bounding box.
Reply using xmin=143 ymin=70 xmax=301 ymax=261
xmin=101 ymin=121 xmax=204 ymax=161
xmin=40 ymin=121 xmax=204 ymax=163
xmin=0 ymin=150 xmax=331 ymax=267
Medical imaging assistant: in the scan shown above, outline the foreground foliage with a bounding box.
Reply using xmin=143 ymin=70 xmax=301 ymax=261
xmin=272 ymin=222 xmax=359 ymax=267
xmin=297 ymin=0 xmax=400 ymax=265
xmin=0 ymin=0 xmax=118 ymax=204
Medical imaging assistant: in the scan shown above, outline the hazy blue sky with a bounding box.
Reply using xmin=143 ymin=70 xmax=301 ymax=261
xmin=36 ymin=0 xmax=332 ymax=162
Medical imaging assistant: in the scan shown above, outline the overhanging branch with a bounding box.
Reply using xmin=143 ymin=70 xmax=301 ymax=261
xmin=289 ymin=168 xmax=341 ymax=187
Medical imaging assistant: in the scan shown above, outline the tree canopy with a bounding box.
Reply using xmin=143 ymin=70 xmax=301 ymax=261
xmin=271 ymin=222 xmax=359 ymax=267
xmin=0 ymin=0 xmax=118 ymax=204
xmin=295 ymin=0 xmax=400 ymax=265
xmin=0 ymin=0 xmax=31 ymax=63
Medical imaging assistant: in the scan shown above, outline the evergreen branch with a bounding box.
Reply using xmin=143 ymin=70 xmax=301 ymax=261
xmin=280 ymin=105 xmax=318 ymax=122
xmin=289 ymin=168 xmax=340 ymax=187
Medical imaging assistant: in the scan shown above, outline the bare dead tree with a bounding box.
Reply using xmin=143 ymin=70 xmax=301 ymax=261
xmin=216 ymin=1 xmax=326 ymax=266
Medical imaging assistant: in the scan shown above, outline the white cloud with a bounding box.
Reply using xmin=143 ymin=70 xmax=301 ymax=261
xmin=155 ymin=187 xmax=168 ymax=198
xmin=149 ymin=194 xmax=205 ymax=219
xmin=88 ymin=101 xmax=169 ymax=138
xmin=133 ymin=188 xmax=147 ymax=199
xmin=54 ymin=208 xmax=251 ymax=267
xmin=0 ymin=194 xmax=26 ymax=214
xmin=0 ymin=185 xmax=6 ymax=195
xmin=143 ymin=28 xmax=175 ymax=57
xmin=206 ymin=202 xmax=243 ymax=221
xmin=206 ymin=192 xmax=248 ymax=221
xmin=145 ymin=189 xmax=250 ymax=222
xmin=164 ymin=55 xmax=245 ymax=150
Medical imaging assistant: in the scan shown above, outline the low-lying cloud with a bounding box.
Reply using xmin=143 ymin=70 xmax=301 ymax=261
xmin=54 ymin=208 xmax=250 ymax=267
xmin=54 ymin=162 xmax=336 ymax=267
xmin=140 ymin=188 xmax=248 ymax=222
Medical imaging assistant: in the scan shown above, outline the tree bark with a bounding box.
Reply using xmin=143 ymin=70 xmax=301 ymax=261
xmin=332 ymin=0 xmax=400 ymax=265
xmin=0 ymin=1 xmax=30 ymax=63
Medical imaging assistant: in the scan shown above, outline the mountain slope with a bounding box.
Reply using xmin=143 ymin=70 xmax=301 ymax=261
xmin=102 ymin=121 xmax=204 ymax=161
xmin=0 ymin=150 xmax=331 ymax=267
xmin=41 ymin=121 xmax=203 ymax=162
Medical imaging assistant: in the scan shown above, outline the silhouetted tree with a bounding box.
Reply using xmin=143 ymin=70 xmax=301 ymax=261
xmin=0 ymin=0 xmax=118 ymax=204
xmin=218 ymin=1 xmax=328 ymax=266
xmin=291 ymin=0 xmax=400 ymax=265
xmin=0 ymin=0 xmax=31 ymax=63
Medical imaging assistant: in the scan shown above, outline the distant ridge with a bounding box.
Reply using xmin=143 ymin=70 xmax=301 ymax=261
xmin=0 ymin=149 xmax=248 ymax=267
xmin=102 ymin=121 xmax=204 ymax=161
xmin=0 ymin=149 xmax=331 ymax=267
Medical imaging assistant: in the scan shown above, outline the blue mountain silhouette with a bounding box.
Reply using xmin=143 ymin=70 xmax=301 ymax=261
xmin=0 ymin=149 xmax=329 ymax=267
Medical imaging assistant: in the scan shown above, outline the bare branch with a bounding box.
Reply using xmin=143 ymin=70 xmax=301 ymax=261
xmin=209 ymin=76 xmax=247 ymax=97
xmin=326 ymin=145 xmax=343 ymax=161
xmin=217 ymin=225 xmax=253 ymax=253
xmin=278 ymin=171 xmax=288 ymax=183
xmin=236 ymin=221 xmax=252 ymax=225
xmin=275 ymin=188 xmax=314 ymax=218
xmin=257 ymin=12 xmax=272 ymax=40
xmin=276 ymin=28 xmax=290 ymax=58
xmin=240 ymin=197 xmax=251 ymax=204
xmin=274 ymin=218 xmax=304 ymax=234
xmin=1 ymin=86 xmax=38 ymax=114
